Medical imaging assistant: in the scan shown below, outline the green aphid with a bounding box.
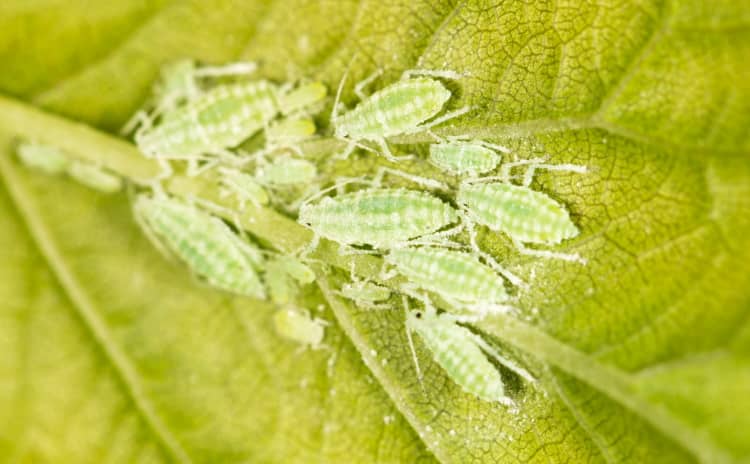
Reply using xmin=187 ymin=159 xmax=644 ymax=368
xmin=67 ymin=161 xmax=123 ymax=193
xmin=298 ymin=188 xmax=459 ymax=249
xmin=134 ymin=80 xmax=326 ymax=166
xmin=219 ymin=167 xmax=270 ymax=207
xmin=255 ymin=156 xmax=317 ymax=186
xmin=16 ymin=140 xmax=70 ymax=175
xmin=133 ymin=194 xmax=266 ymax=298
xmin=273 ymin=307 xmax=327 ymax=350
xmin=428 ymin=139 xmax=510 ymax=177
xmin=405 ymin=307 xmax=534 ymax=405
xmin=385 ymin=247 xmax=509 ymax=317
xmin=332 ymin=68 xmax=470 ymax=160
xmin=265 ymin=255 xmax=315 ymax=305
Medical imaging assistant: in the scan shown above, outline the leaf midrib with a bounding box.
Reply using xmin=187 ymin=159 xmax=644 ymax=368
xmin=0 ymin=153 xmax=192 ymax=464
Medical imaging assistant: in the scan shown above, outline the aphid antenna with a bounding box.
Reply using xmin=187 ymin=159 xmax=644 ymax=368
xmin=417 ymin=105 xmax=472 ymax=135
xmin=331 ymin=55 xmax=358 ymax=125
xmin=511 ymin=238 xmax=587 ymax=265
xmin=372 ymin=167 xmax=451 ymax=192
xmin=402 ymin=295 xmax=427 ymax=395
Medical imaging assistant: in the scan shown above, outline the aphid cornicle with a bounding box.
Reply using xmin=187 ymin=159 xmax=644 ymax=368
xmin=428 ymin=139 xmax=510 ymax=177
xmin=133 ymin=195 xmax=266 ymax=298
xmin=298 ymin=187 xmax=460 ymax=249
xmin=273 ymin=307 xmax=327 ymax=350
xmin=332 ymin=69 xmax=470 ymax=160
xmin=406 ymin=308 xmax=530 ymax=406
xmin=134 ymin=80 xmax=326 ymax=168
xmin=384 ymin=247 xmax=509 ymax=317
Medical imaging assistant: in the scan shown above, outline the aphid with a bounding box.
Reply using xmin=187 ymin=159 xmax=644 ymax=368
xmin=428 ymin=139 xmax=510 ymax=177
xmin=218 ymin=167 xmax=269 ymax=207
xmin=133 ymin=80 xmax=326 ymax=173
xmin=331 ymin=68 xmax=470 ymax=160
xmin=340 ymin=281 xmax=392 ymax=309
xmin=338 ymin=263 xmax=392 ymax=309
xmin=384 ymin=247 xmax=510 ymax=317
xmin=405 ymin=306 xmax=534 ymax=405
xmin=255 ymin=156 xmax=317 ymax=186
xmin=261 ymin=117 xmax=317 ymax=157
xmin=16 ymin=140 xmax=70 ymax=175
xmin=264 ymin=255 xmax=315 ymax=305
xmin=457 ymin=181 xmax=584 ymax=263
xmin=121 ymin=59 xmax=258 ymax=135
xmin=298 ymin=187 xmax=460 ymax=250
xmin=273 ymin=307 xmax=327 ymax=350
xmin=67 ymin=161 xmax=123 ymax=193
xmin=133 ymin=194 xmax=266 ymax=298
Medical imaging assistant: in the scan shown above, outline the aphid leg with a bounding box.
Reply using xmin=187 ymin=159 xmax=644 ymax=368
xmin=193 ymin=61 xmax=257 ymax=78
xmin=372 ymin=167 xmax=450 ymax=191
xmin=512 ymin=238 xmax=587 ymax=265
xmin=520 ymin=161 xmax=588 ymax=187
xmin=155 ymin=158 xmax=174 ymax=180
xmin=402 ymin=295 xmax=427 ymax=395
xmin=120 ymin=109 xmax=149 ymax=136
xmin=375 ymin=138 xmax=413 ymax=162
xmin=466 ymin=218 xmax=527 ymax=288
xmin=415 ymin=222 xmax=465 ymax=245
xmin=299 ymin=234 xmax=321 ymax=260
xmin=354 ymin=68 xmax=384 ymax=100
xmin=466 ymin=332 xmax=535 ymax=385
xmin=417 ymin=105 xmax=472 ymax=132
xmin=474 ymin=139 xmax=512 ymax=154
xmin=400 ymin=69 xmax=465 ymax=80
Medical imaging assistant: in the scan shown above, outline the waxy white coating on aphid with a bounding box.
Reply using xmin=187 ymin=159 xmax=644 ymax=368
xmin=16 ymin=141 xmax=70 ymax=175
xmin=458 ymin=182 xmax=578 ymax=245
xmin=298 ymin=188 xmax=459 ymax=248
xmin=135 ymin=81 xmax=326 ymax=160
xmin=219 ymin=168 xmax=269 ymax=206
xmin=256 ymin=157 xmax=317 ymax=186
xmin=67 ymin=161 xmax=123 ymax=193
xmin=133 ymin=195 xmax=266 ymax=298
xmin=406 ymin=309 xmax=513 ymax=405
xmin=429 ymin=140 xmax=507 ymax=177
xmin=273 ymin=308 xmax=326 ymax=349
xmin=386 ymin=247 xmax=508 ymax=309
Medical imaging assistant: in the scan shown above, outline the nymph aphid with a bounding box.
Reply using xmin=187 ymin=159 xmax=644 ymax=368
xmin=404 ymin=301 xmax=534 ymax=405
xmin=428 ymin=138 xmax=510 ymax=177
xmin=331 ymin=68 xmax=470 ymax=161
xmin=273 ymin=307 xmax=327 ymax=350
xmin=255 ymin=156 xmax=317 ymax=187
xmin=298 ymin=187 xmax=460 ymax=251
xmin=384 ymin=247 xmax=511 ymax=318
xmin=264 ymin=255 xmax=315 ymax=305
xmin=16 ymin=140 xmax=70 ymax=175
xmin=218 ymin=167 xmax=270 ymax=207
xmin=66 ymin=161 xmax=123 ymax=193
xmin=133 ymin=79 xmax=326 ymax=175
xmin=338 ymin=263 xmax=392 ymax=309
xmin=133 ymin=194 xmax=266 ymax=298
xmin=457 ymin=158 xmax=588 ymax=263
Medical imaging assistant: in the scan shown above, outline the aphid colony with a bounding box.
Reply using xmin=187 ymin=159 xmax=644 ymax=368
xmin=15 ymin=59 xmax=588 ymax=407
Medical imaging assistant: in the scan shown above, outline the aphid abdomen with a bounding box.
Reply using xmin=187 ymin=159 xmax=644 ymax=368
xmin=429 ymin=142 xmax=501 ymax=176
xmin=134 ymin=197 xmax=266 ymax=298
xmin=299 ymin=188 xmax=458 ymax=247
xmin=387 ymin=248 xmax=508 ymax=304
xmin=337 ymin=78 xmax=451 ymax=139
xmin=409 ymin=313 xmax=507 ymax=403
xmin=458 ymin=182 xmax=579 ymax=244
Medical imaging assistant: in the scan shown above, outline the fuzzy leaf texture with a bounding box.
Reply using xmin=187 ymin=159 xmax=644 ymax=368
xmin=1 ymin=1 xmax=749 ymax=463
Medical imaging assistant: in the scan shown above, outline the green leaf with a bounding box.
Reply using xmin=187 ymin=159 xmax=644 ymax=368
xmin=1 ymin=1 xmax=749 ymax=463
